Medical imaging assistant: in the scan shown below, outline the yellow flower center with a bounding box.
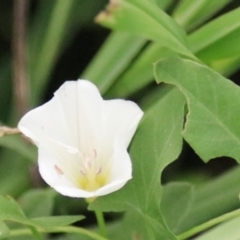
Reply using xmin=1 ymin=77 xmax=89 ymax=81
xmin=78 ymin=149 xmax=110 ymax=192
xmin=78 ymin=172 xmax=109 ymax=191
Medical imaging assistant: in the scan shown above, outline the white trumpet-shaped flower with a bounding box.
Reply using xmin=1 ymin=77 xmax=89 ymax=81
xmin=18 ymin=80 xmax=143 ymax=198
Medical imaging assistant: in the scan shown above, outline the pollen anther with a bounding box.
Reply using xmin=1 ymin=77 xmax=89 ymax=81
xmin=54 ymin=164 xmax=64 ymax=175
xmin=95 ymin=167 xmax=101 ymax=175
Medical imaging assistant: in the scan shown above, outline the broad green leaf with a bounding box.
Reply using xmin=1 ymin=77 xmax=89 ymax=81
xmin=173 ymin=0 xmax=232 ymax=31
xmin=161 ymin=182 xmax=194 ymax=234
xmin=0 ymin=196 xmax=84 ymax=234
xmin=195 ymin=215 xmax=240 ymax=240
xmin=189 ymin=7 xmax=240 ymax=60
xmin=0 ymin=135 xmax=36 ymax=162
xmin=82 ymin=0 xmax=170 ymax=96
xmin=0 ymin=150 xmax=31 ymax=196
xmin=106 ymin=5 xmax=240 ymax=99
xmin=29 ymin=0 xmax=105 ymax=105
xmin=90 ymin=85 xmax=186 ymax=239
xmin=51 ymin=229 xmax=106 ymax=240
xmin=139 ymin=82 xmax=177 ymax=111
xmin=29 ymin=0 xmax=75 ymax=105
xmin=96 ymin=0 xmax=196 ymax=60
xmin=53 ymin=215 xmax=148 ymax=240
xmin=0 ymin=221 xmax=10 ymax=239
xmin=107 ymin=212 xmax=148 ymax=240
xmin=106 ymin=44 xmax=175 ymax=98
xmin=18 ymin=189 xmax=56 ymax=218
xmin=0 ymin=196 xmax=28 ymax=224
xmin=29 ymin=216 xmax=84 ymax=230
xmin=155 ymin=57 xmax=240 ymax=162
xmin=180 ymin=166 xmax=240 ymax=233
xmin=155 ymin=0 xmax=173 ymax=10
xmin=210 ymin=55 xmax=240 ymax=77
xmin=82 ymin=32 xmax=145 ymax=94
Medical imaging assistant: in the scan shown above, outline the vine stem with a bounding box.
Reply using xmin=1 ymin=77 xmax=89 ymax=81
xmin=28 ymin=226 xmax=43 ymax=240
xmin=9 ymin=226 xmax=107 ymax=240
xmin=95 ymin=210 xmax=107 ymax=238
xmin=0 ymin=126 xmax=20 ymax=137
xmin=177 ymin=208 xmax=240 ymax=240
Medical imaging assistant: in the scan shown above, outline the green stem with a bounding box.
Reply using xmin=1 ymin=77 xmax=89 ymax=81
xmin=9 ymin=226 xmax=107 ymax=240
xmin=28 ymin=226 xmax=43 ymax=240
xmin=95 ymin=210 xmax=107 ymax=237
xmin=177 ymin=208 xmax=240 ymax=240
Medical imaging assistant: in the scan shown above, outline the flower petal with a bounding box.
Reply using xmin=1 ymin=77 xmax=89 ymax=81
xmin=18 ymin=80 xmax=103 ymax=153
xmin=18 ymin=96 xmax=75 ymax=148
xmin=92 ymin=141 xmax=132 ymax=196
xmin=73 ymin=80 xmax=103 ymax=156
xmin=18 ymin=79 xmax=142 ymax=199
xmin=55 ymin=178 xmax=129 ymax=198
xmin=101 ymin=99 xmax=143 ymax=150
xmin=38 ymin=144 xmax=79 ymax=190
xmin=38 ymin=141 xmax=132 ymax=198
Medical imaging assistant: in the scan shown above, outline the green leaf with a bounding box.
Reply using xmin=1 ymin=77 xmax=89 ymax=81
xmin=173 ymin=0 xmax=232 ymax=31
xmin=195 ymin=215 xmax=240 ymax=240
xmin=0 ymin=135 xmax=36 ymax=162
xmin=180 ymin=166 xmax=240 ymax=233
xmin=29 ymin=0 xmax=75 ymax=105
xmin=105 ymin=3 xmax=240 ymax=99
xmin=29 ymin=0 xmax=105 ymax=105
xmin=18 ymin=189 xmax=56 ymax=218
xmin=189 ymin=7 xmax=240 ymax=60
xmin=0 ymin=150 xmax=31 ymax=196
xmin=96 ymin=0 xmax=196 ymax=60
xmin=161 ymin=182 xmax=194 ymax=234
xmin=155 ymin=57 xmax=240 ymax=162
xmin=29 ymin=216 xmax=84 ymax=230
xmin=107 ymin=212 xmax=148 ymax=240
xmin=90 ymin=85 xmax=186 ymax=239
xmin=106 ymin=44 xmax=175 ymax=98
xmin=139 ymin=82 xmax=176 ymax=111
xmin=155 ymin=0 xmax=173 ymax=10
xmin=0 ymin=221 xmax=10 ymax=239
xmin=210 ymin=55 xmax=240 ymax=77
xmin=0 ymin=196 xmax=28 ymax=224
xmin=82 ymin=32 xmax=145 ymax=94
xmin=0 ymin=195 xmax=84 ymax=236
xmin=82 ymin=0 xmax=171 ymax=97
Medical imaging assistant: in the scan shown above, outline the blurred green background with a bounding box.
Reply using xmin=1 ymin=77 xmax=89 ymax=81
xmin=0 ymin=0 xmax=240 ymax=203
xmin=1 ymin=1 xmax=240 ymax=237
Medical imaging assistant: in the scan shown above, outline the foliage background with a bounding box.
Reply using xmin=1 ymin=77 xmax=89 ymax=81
xmin=1 ymin=0 xmax=240 ymax=239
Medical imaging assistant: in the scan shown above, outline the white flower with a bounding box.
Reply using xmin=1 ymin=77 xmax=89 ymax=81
xmin=18 ymin=80 xmax=143 ymax=198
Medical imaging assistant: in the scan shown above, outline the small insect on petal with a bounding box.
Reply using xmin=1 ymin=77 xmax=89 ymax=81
xmin=54 ymin=165 xmax=64 ymax=175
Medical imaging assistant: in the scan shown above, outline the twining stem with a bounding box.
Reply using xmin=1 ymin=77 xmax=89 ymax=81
xmin=177 ymin=208 xmax=240 ymax=240
xmin=9 ymin=226 xmax=107 ymax=240
xmin=0 ymin=126 xmax=20 ymax=137
xmin=95 ymin=210 xmax=107 ymax=238
xmin=28 ymin=226 xmax=43 ymax=240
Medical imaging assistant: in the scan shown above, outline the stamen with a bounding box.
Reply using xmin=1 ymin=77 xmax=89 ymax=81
xmin=85 ymin=157 xmax=92 ymax=168
xmin=95 ymin=167 xmax=101 ymax=175
xmin=80 ymin=168 xmax=87 ymax=175
xmin=93 ymin=149 xmax=97 ymax=159
xmin=54 ymin=165 xmax=64 ymax=175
